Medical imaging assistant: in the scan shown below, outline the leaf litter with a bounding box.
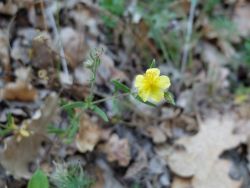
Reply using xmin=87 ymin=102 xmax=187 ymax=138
xmin=0 ymin=0 xmax=250 ymax=188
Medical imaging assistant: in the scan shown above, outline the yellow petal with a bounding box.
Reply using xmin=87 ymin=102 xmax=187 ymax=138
xmin=138 ymin=89 xmax=150 ymax=102
xmin=134 ymin=75 xmax=144 ymax=88
xmin=150 ymin=89 xmax=164 ymax=102
xmin=20 ymin=129 xmax=30 ymax=137
xmin=146 ymin=68 xmax=160 ymax=77
xmin=157 ymin=75 xmax=171 ymax=89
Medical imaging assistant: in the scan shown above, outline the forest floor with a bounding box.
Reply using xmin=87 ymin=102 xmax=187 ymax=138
xmin=0 ymin=0 xmax=250 ymax=188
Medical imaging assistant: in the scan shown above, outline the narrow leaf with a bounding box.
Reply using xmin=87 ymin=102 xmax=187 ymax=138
xmin=0 ymin=128 xmax=12 ymax=137
xmin=112 ymin=80 xmax=131 ymax=93
xmin=149 ymin=59 xmax=156 ymax=68
xmin=66 ymin=115 xmax=80 ymax=144
xmin=92 ymin=105 xmax=109 ymax=122
xmin=28 ymin=169 xmax=49 ymax=188
xmin=164 ymin=91 xmax=175 ymax=105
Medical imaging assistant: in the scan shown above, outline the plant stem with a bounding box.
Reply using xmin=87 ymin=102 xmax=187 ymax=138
xmin=92 ymin=92 xmax=131 ymax=105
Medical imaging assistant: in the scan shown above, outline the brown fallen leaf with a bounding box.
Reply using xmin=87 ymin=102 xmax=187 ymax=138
xmin=172 ymin=176 xmax=192 ymax=188
xmin=124 ymin=148 xmax=148 ymax=179
xmin=0 ymin=134 xmax=49 ymax=179
xmin=102 ymin=134 xmax=131 ymax=167
xmin=146 ymin=126 xmax=167 ymax=144
xmin=31 ymin=32 xmax=57 ymax=69
xmin=75 ymin=113 xmax=101 ymax=153
xmin=192 ymin=159 xmax=242 ymax=188
xmin=0 ymin=0 xmax=17 ymax=15
xmin=0 ymin=66 xmax=38 ymax=102
xmin=0 ymin=93 xmax=58 ymax=179
xmin=60 ymin=27 xmax=88 ymax=69
xmin=167 ymin=113 xmax=245 ymax=187
xmin=0 ymin=81 xmax=37 ymax=102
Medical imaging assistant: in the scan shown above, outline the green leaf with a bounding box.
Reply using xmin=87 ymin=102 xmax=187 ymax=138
xmin=134 ymin=95 xmax=156 ymax=107
xmin=62 ymin=101 xmax=87 ymax=110
xmin=91 ymin=105 xmax=109 ymax=122
xmin=164 ymin=91 xmax=175 ymax=105
xmin=0 ymin=128 xmax=12 ymax=137
xmin=99 ymin=0 xmax=125 ymax=16
xmin=47 ymin=124 xmax=65 ymax=136
xmin=112 ymin=80 xmax=131 ymax=93
xmin=66 ymin=115 xmax=80 ymax=144
xmin=28 ymin=169 xmax=49 ymax=188
xmin=149 ymin=59 xmax=156 ymax=68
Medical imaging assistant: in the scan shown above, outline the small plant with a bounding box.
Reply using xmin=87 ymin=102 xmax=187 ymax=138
xmin=49 ymin=49 xmax=108 ymax=143
xmin=0 ymin=114 xmax=31 ymax=142
xmin=50 ymin=162 xmax=93 ymax=188
xmin=49 ymin=56 xmax=174 ymax=143
xmin=99 ymin=0 xmax=125 ymax=28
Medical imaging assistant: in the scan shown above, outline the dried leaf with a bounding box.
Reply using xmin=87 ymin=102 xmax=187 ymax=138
xmin=31 ymin=32 xmax=57 ymax=69
xmin=192 ymin=160 xmax=242 ymax=188
xmin=0 ymin=81 xmax=37 ymax=102
xmin=167 ymin=113 xmax=245 ymax=187
xmin=0 ymin=0 xmax=17 ymax=15
xmin=103 ymin=134 xmax=131 ymax=167
xmin=146 ymin=126 xmax=167 ymax=144
xmin=0 ymin=93 xmax=58 ymax=179
xmin=125 ymin=149 xmax=147 ymax=179
xmin=75 ymin=113 xmax=101 ymax=153
xmin=60 ymin=27 xmax=88 ymax=68
xmin=172 ymin=176 xmax=192 ymax=188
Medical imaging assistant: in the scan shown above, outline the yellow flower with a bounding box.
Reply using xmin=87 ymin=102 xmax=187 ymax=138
xmin=14 ymin=123 xmax=31 ymax=142
xmin=134 ymin=68 xmax=171 ymax=102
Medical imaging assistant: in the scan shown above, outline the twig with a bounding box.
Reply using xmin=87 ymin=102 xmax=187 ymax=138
xmin=45 ymin=4 xmax=71 ymax=84
xmin=40 ymin=0 xmax=48 ymax=31
xmin=180 ymin=0 xmax=198 ymax=74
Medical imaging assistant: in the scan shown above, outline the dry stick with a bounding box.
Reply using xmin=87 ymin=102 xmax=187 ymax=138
xmin=45 ymin=5 xmax=71 ymax=84
xmin=40 ymin=0 xmax=48 ymax=32
xmin=181 ymin=0 xmax=198 ymax=74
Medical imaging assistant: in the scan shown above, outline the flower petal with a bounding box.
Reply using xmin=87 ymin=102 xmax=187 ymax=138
xmin=20 ymin=129 xmax=30 ymax=137
xmin=157 ymin=75 xmax=171 ymax=89
xmin=150 ymin=89 xmax=164 ymax=102
xmin=146 ymin=68 xmax=160 ymax=77
xmin=134 ymin=75 xmax=144 ymax=89
xmin=138 ymin=89 xmax=150 ymax=102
